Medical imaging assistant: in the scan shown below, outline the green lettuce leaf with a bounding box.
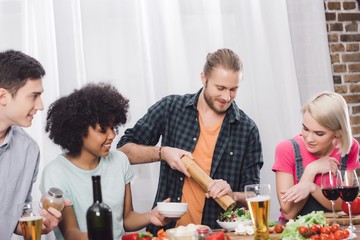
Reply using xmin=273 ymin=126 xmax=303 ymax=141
xmin=281 ymin=211 xmax=327 ymax=240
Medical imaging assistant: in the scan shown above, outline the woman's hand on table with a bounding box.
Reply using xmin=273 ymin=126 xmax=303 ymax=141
xmin=280 ymin=182 xmax=315 ymax=203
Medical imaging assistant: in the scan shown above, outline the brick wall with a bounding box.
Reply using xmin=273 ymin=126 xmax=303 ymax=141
xmin=324 ymin=0 xmax=360 ymax=143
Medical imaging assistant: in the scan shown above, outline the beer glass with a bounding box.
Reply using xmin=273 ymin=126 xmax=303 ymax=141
xmin=19 ymin=202 xmax=43 ymax=240
xmin=245 ymin=184 xmax=271 ymax=240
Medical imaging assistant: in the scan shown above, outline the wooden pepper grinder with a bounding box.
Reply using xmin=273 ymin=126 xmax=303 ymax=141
xmin=181 ymin=155 xmax=236 ymax=211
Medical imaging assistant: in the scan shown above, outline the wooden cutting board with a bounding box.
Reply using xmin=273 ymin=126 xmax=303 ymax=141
xmin=325 ymin=211 xmax=360 ymax=225
xmin=226 ymin=231 xmax=282 ymax=240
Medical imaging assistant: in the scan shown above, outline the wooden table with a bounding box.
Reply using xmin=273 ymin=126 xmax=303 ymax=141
xmin=225 ymin=231 xmax=281 ymax=239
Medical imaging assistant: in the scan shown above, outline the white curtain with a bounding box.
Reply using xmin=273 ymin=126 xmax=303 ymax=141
xmin=0 ymin=0 xmax=333 ymax=239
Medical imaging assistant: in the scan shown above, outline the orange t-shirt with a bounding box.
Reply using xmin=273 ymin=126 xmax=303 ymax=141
xmin=176 ymin=113 xmax=223 ymax=226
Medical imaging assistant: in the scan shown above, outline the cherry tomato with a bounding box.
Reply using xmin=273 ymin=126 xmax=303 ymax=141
xmin=319 ymin=233 xmax=329 ymax=240
xmin=268 ymin=226 xmax=274 ymax=233
xmin=299 ymin=226 xmax=309 ymax=237
xmin=330 ymin=224 xmax=340 ymax=233
xmin=342 ymin=197 xmax=360 ymax=215
xmin=306 ymin=230 xmax=314 ymax=238
xmin=328 ymin=233 xmax=336 ymax=240
xmin=310 ymin=234 xmax=320 ymax=240
xmin=342 ymin=229 xmax=350 ymax=238
xmin=334 ymin=230 xmax=344 ymax=239
xmin=321 ymin=226 xmax=331 ymax=235
xmin=311 ymin=224 xmax=322 ymax=234
xmin=274 ymin=224 xmax=284 ymax=233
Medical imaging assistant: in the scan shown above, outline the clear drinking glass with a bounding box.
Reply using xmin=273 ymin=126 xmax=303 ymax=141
xmin=245 ymin=184 xmax=271 ymax=240
xmin=321 ymin=170 xmax=340 ymax=224
xmin=339 ymin=169 xmax=360 ymax=233
xmin=19 ymin=202 xmax=43 ymax=240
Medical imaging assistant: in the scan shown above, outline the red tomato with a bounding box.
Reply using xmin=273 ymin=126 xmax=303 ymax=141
xmin=330 ymin=224 xmax=340 ymax=233
xmin=274 ymin=224 xmax=284 ymax=233
xmin=328 ymin=233 xmax=336 ymax=240
xmin=310 ymin=235 xmax=320 ymax=240
xmin=306 ymin=230 xmax=314 ymax=238
xmin=321 ymin=226 xmax=331 ymax=235
xmin=319 ymin=233 xmax=329 ymax=240
xmin=342 ymin=197 xmax=360 ymax=215
xmin=299 ymin=226 xmax=309 ymax=237
xmin=205 ymin=232 xmax=230 ymax=240
xmin=342 ymin=229 xmax=350 ymax=238
xmin=268 ymin=226 xmax=275 ymax=233
xmin=334 ymin=230 xmax=344 ymax=239
xmin=311 ymin=224 xmax=322 ymax=234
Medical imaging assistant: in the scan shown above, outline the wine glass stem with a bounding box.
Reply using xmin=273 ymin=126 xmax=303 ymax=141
xmin=331 ymin=200 xmax=336 ymax=223
xmin=348 ymin=202 xmax=354 ymax=229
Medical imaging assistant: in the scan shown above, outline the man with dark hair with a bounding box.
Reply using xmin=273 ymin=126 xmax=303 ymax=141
xmin=0 ymin=50 xmax=68 ymax=238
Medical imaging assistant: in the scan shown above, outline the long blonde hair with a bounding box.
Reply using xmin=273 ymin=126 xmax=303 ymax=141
xmin=301 ymin=91 xmax=352 ymax=156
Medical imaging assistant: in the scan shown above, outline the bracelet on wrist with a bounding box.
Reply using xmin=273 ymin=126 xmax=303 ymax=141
xmin=159 ymin=146 xmax=164 ymax=161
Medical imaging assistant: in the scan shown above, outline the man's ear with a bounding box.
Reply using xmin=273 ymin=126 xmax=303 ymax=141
xmin=200 ymin=72 xmax=206 ymax=86
xmin=0 ymin=88 xmax=9 ymax=106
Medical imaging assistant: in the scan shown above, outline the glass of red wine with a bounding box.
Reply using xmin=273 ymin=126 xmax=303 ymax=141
xmin=339 ymin=169 xmax=360 ymax=232
xmin=321 ymin=170 xmax=340 ymax=224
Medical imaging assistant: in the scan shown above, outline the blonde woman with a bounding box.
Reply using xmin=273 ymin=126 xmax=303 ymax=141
xmin=272 ymin=91 xmax=360 ymax=220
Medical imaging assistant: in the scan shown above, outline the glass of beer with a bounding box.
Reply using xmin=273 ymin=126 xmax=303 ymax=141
xmin=245 ymin=184 xmax=271 ymax=240
xmin=19 ymin=202 xmax=43 ymax=240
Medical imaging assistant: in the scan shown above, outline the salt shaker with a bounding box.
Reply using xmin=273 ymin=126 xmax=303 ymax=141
xmin=196 ymin=227 xmax=210 ymax=240
xmin=41 ymin=187 xmax=65 ymax=211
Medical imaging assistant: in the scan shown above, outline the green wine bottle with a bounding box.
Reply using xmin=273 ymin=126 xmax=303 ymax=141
xmin=86 ymin=175 xmax=114 ymax=240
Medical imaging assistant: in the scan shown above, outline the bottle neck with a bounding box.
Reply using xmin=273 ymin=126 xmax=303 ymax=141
xmin=92 ymin=176 xmax=103 ymax=203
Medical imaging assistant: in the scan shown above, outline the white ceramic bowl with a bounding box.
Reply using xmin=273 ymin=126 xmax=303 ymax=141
xmin=157 ymin=202 xmax=188 ymax=218
xmin=216 ymin=219 xmax=253 ymax=232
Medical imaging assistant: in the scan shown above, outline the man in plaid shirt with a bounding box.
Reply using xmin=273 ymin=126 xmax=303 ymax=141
xmin=117 ymin=48 xmax=263 ymax=232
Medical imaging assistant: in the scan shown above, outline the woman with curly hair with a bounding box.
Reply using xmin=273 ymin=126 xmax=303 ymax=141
xmin=40 ymin=83 xmax=170 ymax=240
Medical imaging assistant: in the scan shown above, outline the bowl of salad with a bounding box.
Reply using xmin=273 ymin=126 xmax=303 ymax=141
xmin=216 ymin=207 xmax=252 ymax=232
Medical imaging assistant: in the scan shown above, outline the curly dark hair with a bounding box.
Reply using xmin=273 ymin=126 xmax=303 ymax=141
xmin=46 ymin=82 xmax=129 ymax=155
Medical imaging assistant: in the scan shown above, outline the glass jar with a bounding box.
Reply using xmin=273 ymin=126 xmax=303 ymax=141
xmin=40 ymin=187 xmax=65 ymax=211
xmin=196 ymin=227 xmax=210 ymax=240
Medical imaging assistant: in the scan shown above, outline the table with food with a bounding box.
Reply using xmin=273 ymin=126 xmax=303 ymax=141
xmin=122 ymin=206 xmax=360 ymax=240
xmin=121 ymin=162 xmax=360 ymax=240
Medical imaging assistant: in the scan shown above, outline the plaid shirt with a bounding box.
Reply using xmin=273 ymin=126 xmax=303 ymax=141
xmin=117 ymin=89 xmax=263 ymax=232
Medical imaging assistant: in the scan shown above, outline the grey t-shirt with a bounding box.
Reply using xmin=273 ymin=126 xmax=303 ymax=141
xmin=0 ymin=126 xmax=40 ymax=239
